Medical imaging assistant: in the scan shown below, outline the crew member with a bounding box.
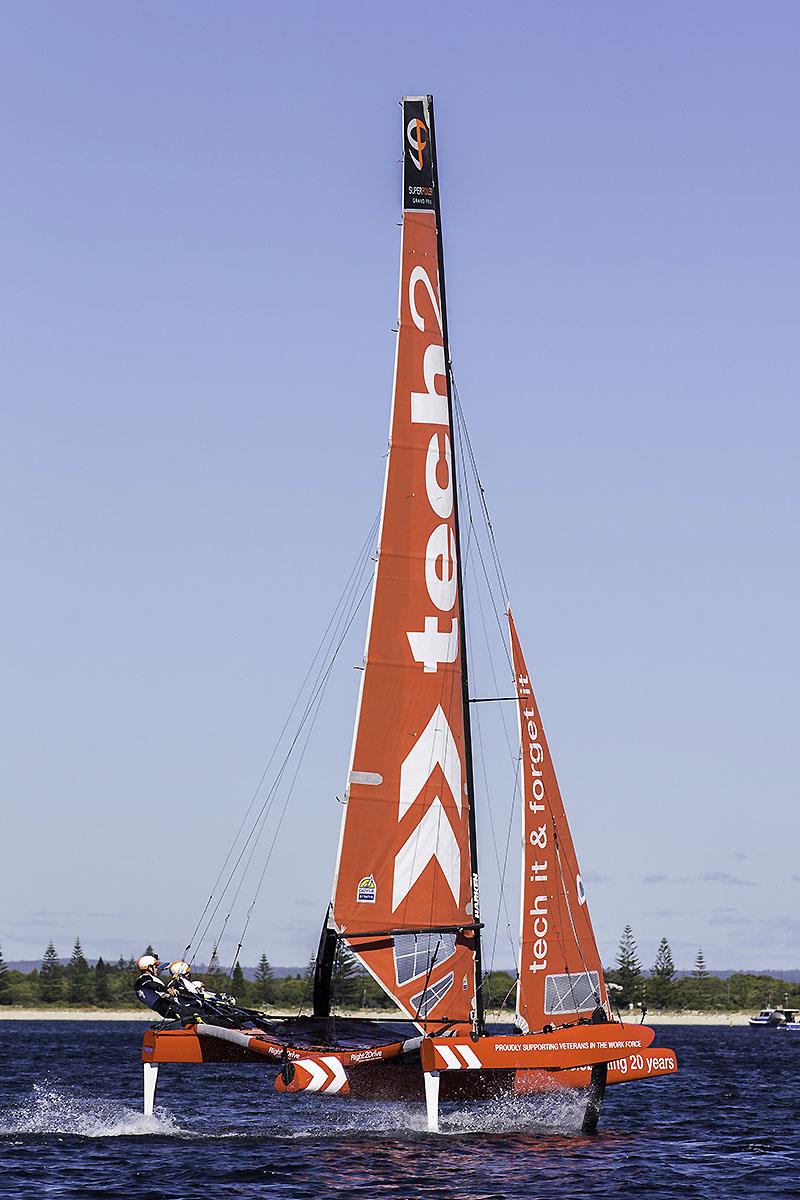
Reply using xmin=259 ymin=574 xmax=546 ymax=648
xmin=134 ymin=955 xmax=174 ymax=1018
xmin=167 ymin=961 xmax=209 ymax=1002
xmin=166 ymin=960 xmax=261 ymax=1029
xmin=134 ymin=954 xmax=201 ymax=1023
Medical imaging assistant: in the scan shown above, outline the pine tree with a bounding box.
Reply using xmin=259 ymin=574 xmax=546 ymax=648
xmin=0 ymin=945 xmax=10 ymax=1005
xmin=332 ymin=942 xmax=363 ymax=1009
xmin=204 ymin=946 xmax=227 ymax=994
xmin=650 ymin=937 xmax=676 ymax=1009
xmin=231 ymin=961 xmax=248 ymax=1004
xmin=66 ymin=938 xmax=94 ymax=1005
xmin=693 ymin=948 xmax=709 ymax=980
xmin=94 ymin=956 xmax=111 ymax=1005
xmin=692 ymin=947 xmax=709 ymax=1006
xmin=615 ymin=925 xmax=643 ymax=1007
xmin=254 ymin=953 xmax=275 ymax=1005
xmin=39 ymin=942 xmax=63 ymax=1003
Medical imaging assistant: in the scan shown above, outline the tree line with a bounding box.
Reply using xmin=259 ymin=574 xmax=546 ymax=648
xmin=1 ymin=932 xmax=797 ymax=1013
xmin=481 ymin=925 xmax=800 ymax=1015
xmin=602 ymin=925 xmax=800 ymax=1012
xmin=0 ymin=939 xmax=395 ymax=1011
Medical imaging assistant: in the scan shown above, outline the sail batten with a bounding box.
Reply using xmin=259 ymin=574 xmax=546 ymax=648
xmin=330 ymin=96 xmax=478 ymax=1032
xmin=509 ymin=610 xmax=607 ymax=1032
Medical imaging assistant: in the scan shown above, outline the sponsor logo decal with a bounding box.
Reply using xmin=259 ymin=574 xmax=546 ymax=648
xmin=517 ymin=671 xmax=549 ymax=976
xmin=349 ymin=1049 xmax=383 ymax=1063
xmin=391 ymin=259 xmax=466 ymax=915
xmin=407 ymin=118 xmax=428 ymax=170
xmin=356 ymin=874 xmax=377 ymax=903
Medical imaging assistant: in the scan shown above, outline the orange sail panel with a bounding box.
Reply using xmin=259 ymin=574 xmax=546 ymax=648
xmin=509 ymin=610 xmax=607 ymax=1032
xmin=330 ymin=96 xmax=477 ymax=1032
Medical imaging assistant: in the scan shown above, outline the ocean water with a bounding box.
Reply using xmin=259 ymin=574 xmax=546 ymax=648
xmin=0 ymin=1021 xmax=797 ymax=1199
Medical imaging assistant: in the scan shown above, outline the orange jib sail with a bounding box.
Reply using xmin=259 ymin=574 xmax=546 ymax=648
xmin=509 ymin=609 xmax=607 ymax=1032
xmin=330 ymin=97 xmax=478 ymax=1033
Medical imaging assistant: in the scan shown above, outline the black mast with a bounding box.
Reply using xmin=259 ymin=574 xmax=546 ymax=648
xmin=425 ymin=94 xmax=485 ymax=1033
xmin=312 ymin=906 xmax=337 ymax=1019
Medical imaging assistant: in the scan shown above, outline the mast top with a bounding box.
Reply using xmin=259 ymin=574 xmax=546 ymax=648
xmin=402 ymin=96 xmax=435 ymax=214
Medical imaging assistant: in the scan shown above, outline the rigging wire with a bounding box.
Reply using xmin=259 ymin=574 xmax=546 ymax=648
xmin=471 ymin=690 xmax=517 ymax=965
xmin=468 ymin=558 xmax=523 ymax=1014
xmin=182 ymin=512 xmax=379 ymax=966
xmin=203 ymin=561 xmax=374 ymax=969
xmin=226 ymin=572 xmax=374 ymax=976
xmin=452 ymin=375 xmax=512 ymax=611
xmin=469 ymin=551 xmax=518 ymax=769
xmin=552 ymin=827 xmax=600 ymax=1006
xmin=453 ymin=375 xmax=522 ymax=1009
xmin=453 ymin=384 xmax=605 ymax=1023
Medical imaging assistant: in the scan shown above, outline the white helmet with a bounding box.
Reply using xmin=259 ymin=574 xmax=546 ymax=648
xmin=137 ymin=954 xmax=159 ymax=973
xmin=169 ymin=960 xmax=190 ymax=978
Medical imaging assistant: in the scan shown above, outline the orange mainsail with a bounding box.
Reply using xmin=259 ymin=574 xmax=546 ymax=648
xmin=509 ymin=610 xmax=607 ymax=1032
xmin=330 ymin=97 xmax=478 ymax=1032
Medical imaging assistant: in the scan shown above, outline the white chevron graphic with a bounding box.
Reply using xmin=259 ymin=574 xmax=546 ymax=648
xmin=296 ymin=1056 xmax=348 ymax=1093
xmin=456 ymin=1044 xmax=481 ymax=1069
xmin=435 ymin=1042 xmax=482 ymax=1070
xmin=321 ymin=1056 xmax=348 ymax=1094
xmin=297 ymin=1058 xmax=328 ymax=1092
xmin=437 ymin=1045 xmax=462 ymax=1070
xmin=392 ymin=797 xmax=460 ymax=910
xmin=399 ymin=705 xmax=462 ymax=818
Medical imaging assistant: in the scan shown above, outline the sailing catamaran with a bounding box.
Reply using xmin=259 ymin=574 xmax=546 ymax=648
xmin=140 ymin=95 xmax=677 ymax=1132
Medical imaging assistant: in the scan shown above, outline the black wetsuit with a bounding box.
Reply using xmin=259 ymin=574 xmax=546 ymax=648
xmin=134 ymin=971 xmax=263 ymax=1029
xmin=134 ymin=972 xmax=201 ymax=1022
xmin=173 ymin=979 xmax=267 ymax=1029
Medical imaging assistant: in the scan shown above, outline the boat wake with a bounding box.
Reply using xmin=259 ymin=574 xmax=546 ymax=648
xmin=275 ymin=1089 xmax=591 ymax=1139
xmin=0 ymin=1082 xmax=590 ymax=1142
xmin=441 ymin=1090 xmax=591 ymax=1136
xmin=0 ymin=1082 xmax=186 ymax=1138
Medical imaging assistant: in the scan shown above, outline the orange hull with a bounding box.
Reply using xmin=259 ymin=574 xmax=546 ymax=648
xmin=142 ymin=1022 xmax=677 ymax=1098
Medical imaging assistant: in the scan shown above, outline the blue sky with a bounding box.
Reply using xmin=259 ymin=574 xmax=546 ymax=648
xmin=1 ymin=2 xmax=798 ymax=974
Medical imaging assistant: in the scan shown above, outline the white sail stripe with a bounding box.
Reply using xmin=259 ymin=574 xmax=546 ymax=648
xmin=437 ymin=1045 xmax=462 ymax=1070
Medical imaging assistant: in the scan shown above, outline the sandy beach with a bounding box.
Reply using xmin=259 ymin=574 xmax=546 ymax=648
xmin=0 ymin=1008 xmax=756 ymax=1024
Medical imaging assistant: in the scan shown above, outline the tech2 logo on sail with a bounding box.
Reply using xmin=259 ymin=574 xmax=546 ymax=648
xmin=392 ymin=235 xmax=466 ymax=917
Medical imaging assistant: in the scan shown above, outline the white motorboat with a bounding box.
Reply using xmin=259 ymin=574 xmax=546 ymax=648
xmin=748 ymin=1005 xmax=798 ymax=1027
